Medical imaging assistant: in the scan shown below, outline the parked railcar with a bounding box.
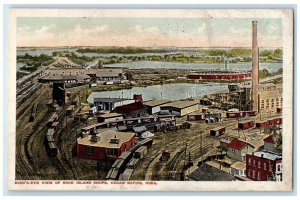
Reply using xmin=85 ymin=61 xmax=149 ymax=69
xmin=238 ymin=120 xmax=255 ymax=130
xmin=119 ymin=168 xmax=134 ymax=180
xmin=137 ymin=138 xmax=153 ymax=148
xmin=46 ymin=142 xmax=58 ymax=157
xmin=106 ymin=168 xmax=120 ymax=180
xmin=242 ymin=111 xmax=257 ymax=117
xmin=47 ymin=128 xmax=55 ymax=137
xmin=126 ymin=158 xmax=140 ymax=169
xmin=268 ymin=118 xmax=282 ymax=125
xmin=226 ymin=112 xmax=242 ymax=118
xmin=48 ymin=113 xmax=58 ymax=127
xmin=51 ymin=122 xmax=60 ymax=131
xmin=210 ymin=126 xmax=226 ymax=137
xmin=256 ymin=121 xmax=269 ymax=128
xmin=133 ymin=146 xmax=148 ymax=159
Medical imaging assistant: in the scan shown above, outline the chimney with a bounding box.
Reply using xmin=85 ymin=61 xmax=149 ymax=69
xmin=251 ymin=21 xmax=259 ymax=111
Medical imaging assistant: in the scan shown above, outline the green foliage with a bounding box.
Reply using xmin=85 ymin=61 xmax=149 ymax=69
xmin=77 ymin=47 xmax=171 ymax=54
xmin=259 ymin=69 xmax=271 ymax=79
xmin=16 ymin=71 xmax=28 ymax=79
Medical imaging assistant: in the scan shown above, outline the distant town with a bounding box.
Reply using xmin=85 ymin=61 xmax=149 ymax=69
xmin=16 ymin=21 xmax=283 ymax=182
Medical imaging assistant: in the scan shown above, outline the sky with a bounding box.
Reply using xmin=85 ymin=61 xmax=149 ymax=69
xmin=16 ymin=17 xmax=282 ymax=48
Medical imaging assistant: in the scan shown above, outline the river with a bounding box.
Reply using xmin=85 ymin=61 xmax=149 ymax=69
xmin=87 ymin=83 xmax=228 ymax=103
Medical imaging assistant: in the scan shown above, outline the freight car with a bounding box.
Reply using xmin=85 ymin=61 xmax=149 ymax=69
xmin=242 ymin=111 xmax=257 ymax=117
xmin=238 ymin=120 xmax=255 ymax=130
xmin=256 ymin=121 xmax=269 ymax=128
xmin=119 ymin=168 xmax=134 ymax=180
xmin=210 ymin=126 xmax=226 ymax=137
xmin=226 ymin=112 xmax=242 ymax=118
xmin=133 ymin=146 xmax=148 ymax=159
xmin=268 ymin=118 xmax=282 ymax=126
xmin=48 ymin=113 xmax=58 ymax=127
xmin=46 ymin=142 xmax=58 ymax=157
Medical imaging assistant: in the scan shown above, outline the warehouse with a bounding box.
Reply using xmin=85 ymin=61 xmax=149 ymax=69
xmin=94 ymin=98 xmax=135 ymax=111
xmin=143 ymin=99 xmax=171 ymax=114
xmin=97 ymin=113 xmax=124 ymax=123
xmin=113 ymin=101 xmax=147 ymax=118
xmin=160 ymin=101 xmax=199 ymax=117
xmin=187 ymin=72 xmax=251 ymax=80
xmin=77 ymin=130 xmax=136 ymax=161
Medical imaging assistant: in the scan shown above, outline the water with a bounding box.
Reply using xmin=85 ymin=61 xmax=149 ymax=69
xmin=87 ymin=83 xmax=228 ymax=103
xmin=105 ymin=61 xmax=282 ymax=73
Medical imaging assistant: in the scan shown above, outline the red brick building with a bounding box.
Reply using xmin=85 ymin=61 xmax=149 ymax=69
xmin=246 ymin=151 xmax=282 ymax=181
xmin=77 ymin=130 xmax=136 ymax=161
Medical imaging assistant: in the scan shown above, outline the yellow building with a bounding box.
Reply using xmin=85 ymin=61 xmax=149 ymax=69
xmin=258 ymin=83 xmax=282 ymax=114
xmin=160 ymin=100 xmax=199 ymax=117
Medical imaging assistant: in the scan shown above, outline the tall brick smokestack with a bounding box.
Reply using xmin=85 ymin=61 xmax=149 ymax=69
xmin=251 ymin=21 xmax=259 ymax=111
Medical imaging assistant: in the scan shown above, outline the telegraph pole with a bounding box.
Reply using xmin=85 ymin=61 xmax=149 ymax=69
xmin=199 ymin=131 xmax=203 ymax=165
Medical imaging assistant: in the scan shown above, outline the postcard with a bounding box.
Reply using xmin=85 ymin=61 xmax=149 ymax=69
xmin=7 ymin=8 xmax=293 ymax=191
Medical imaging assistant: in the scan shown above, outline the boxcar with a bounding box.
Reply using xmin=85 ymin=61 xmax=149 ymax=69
xmin=256 ymin=121 xmax=269 ymax=128
xmin=47 ymin=135 xmax=55 ymax=143
xmin=226 ymin=112 xmax=242 ymax=118
xmin=133 ymin=146 xmax=148 ymax=159
xmin=47 ymin=128 xmax=55 ymax=137
xmin=238 ymin=120 xmax=255 ymax=130
xmin=47 ymin=113 xmax=59 ymax=127
xmin=66 ymin=105 xmax=75 ymax=116
xmin=210 ymin=127 xmax=226 ymax=137
xmin=106 ymin=168 xmax=120 ymax=180
xmin=126 ymin=158 xmax=140 ymax=169
xmin=242 ymin=111 xmax=257 ymax=117
xmin=137 ymin=138 xmax=153 ymax=148
xmin=268 ymin=118 xmax=282 ymax=125
xmin=51 ymin=122 xmax=60 ymax=131
xmin=47 ymin=142 xmax=57 ymax=157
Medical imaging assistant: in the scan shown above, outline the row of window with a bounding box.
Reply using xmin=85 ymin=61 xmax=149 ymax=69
xmin=248 ymin=158 xmax=273 ymax=170
xmin=85 ymin=146 xmax=118 ymax=157
xmin=261 ymin=98 xmax=283 ymax=109
xmin=248 ymin=169 xmax=261 ymax=180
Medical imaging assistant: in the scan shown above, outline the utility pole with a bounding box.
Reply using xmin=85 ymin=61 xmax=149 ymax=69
xmin=199 ymin=131 xmax=203 ymax=165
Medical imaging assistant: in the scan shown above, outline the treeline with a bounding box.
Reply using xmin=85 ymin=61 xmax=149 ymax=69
xmin=17 ymin=53 xmax=54 ymax=73
xmin=77 ymin=47 xmax=172 ymax=54
xmin=259 ymin=67 xmax=283 ymax=79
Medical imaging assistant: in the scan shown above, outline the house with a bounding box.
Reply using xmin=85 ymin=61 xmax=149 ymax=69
xmin=113 ymin=101 xmax=147 ymax=118
xmin=227 ymin=138 xmax=255 ymax=162
xmin=246 ymin=151 xmax=282 ymax=181
xmin=97 ymin=113 xmax=123 ymax=123
xmin=219 ymin=138 xmax=233 ymax=151
xmin=143 ymin=99 xmax=171 ymax=114
xmin=77 ymin=129 xmax=136 ymax=161
xmin=231 ymin=161 xmax=246 ymax=177
xmin=160 ymin=100 xmax=199 ymax=117
xmin=188 ymin=163 xmax=235 ymax=181
xmin=94 ymin=98 xmax=135 ymax=111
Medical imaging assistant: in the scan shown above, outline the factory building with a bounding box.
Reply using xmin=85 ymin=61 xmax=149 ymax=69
xmin=143 ymin=99 xmax=171 ymax=114
xmin=77 ymin=130 xmax=135 ymax=161
xmin=160 ymin=100 xmax=199 ymax=117
xmin=94 ymin=98 xmax=135 ymax=111
xmin=112 ymin=101 xmax=148 ymax=118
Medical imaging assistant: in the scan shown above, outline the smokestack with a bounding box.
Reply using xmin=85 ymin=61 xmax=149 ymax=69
xmin=251 ymin=21 xmax=259 ymax=111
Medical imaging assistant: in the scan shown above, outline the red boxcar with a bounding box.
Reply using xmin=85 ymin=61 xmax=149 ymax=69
xmin=268 ymin=118 xmax=282 ymax=125
xmin=226 ymin=112 xmax=242 ymax=118
xmin=238 ymin=120 xmax=255 ymax=130
xmin=256 ymin=121 xmax=269 ymax=128
xmin=210 ymin=127 xmax=226 ymax=137
xmin=242 ymin=111 xmax=257 ymax=117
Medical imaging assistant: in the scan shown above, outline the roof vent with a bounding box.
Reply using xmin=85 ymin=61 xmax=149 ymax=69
xmin=90 ymin=135 xmax=100 ymax=143
xmin=261 ymin=154 xmax=264 ymax=158
xmin=110 ymin=138 xmax=120 ymax=144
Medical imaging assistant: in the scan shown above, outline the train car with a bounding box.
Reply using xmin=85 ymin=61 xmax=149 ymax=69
xmin=133 ymin=146 xmax=148 ymax=159
xmin=226 ymin=112 xmax=242 ymax=118
xmin=119 ymin=168 xmax=134 ymax=180
xmin=47 ymin=135 xmax=55 ymax=143
xmin=48 ymin=113 xmax=58 ymax=127
xmin=47 ymin=142 xmax=58 ymax=157
xmin=118 ymin=151 xmax=133 ymax=164
xmin=47 ymin=128 xmax=55 ymax=137
xmin=210 ymin=126 xmax=226 ymax=137
xmin=66 ymin=105 xmax=75 ymax=116
xmin=51 ymin=122 xmax=60 ymax=132
xmin=277 ymin=108 xmax=283 ymax=113
xmin=126 ymin=158 xmax=140 ymax=169
xmin=106 ymin=168 xmax=120 ymax=180
xmin=137 ymin=138 xmax=153 ymax=148
xmin=268 ymin=118 xmax=282 ymax=126
xmin=238 ymin=120 xmax=255 ymax=130
xmin=242 ymin=111 xmax=257 ymax=117
xmin=256 ymin=121 xmax=269 ymax=128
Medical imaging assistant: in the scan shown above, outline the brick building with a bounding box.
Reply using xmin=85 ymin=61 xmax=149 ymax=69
xmin=246 ymin=151 xmax=282 ymax=181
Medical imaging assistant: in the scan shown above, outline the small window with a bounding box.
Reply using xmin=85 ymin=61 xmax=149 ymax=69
xmin=266 ymin=99 xmax=269 ymax=109
xmin=248 ymin=170 xmax=251 ymax=177
xmin=253 ymin=160 xmax=256 ymax=167
xmin=271 ymin=99 xmax=274 ymax=108
xmin=106 ymin=148 xmax=118 ymax=156
xmin=264 ymin=163 xmax=267 ymax=170
xmin=276 ymin=98 xmax=279 ymax=107
xmin=253 ymin=170 xmax=256 ymax=178
xmin=277 ymin=165 xmax=281 ymax=172
xmin=248 ymin=158 xmax=251 ymax=165
xmin=258 ymin=161 xmax=261 ymax=168
xmin=258 ymin=172 xmax=261 ymax=180
xmin=85 ymin=146 xmax=94 ymax=155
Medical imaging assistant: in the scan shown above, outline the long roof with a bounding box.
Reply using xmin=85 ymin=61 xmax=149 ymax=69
xmin=143 ymin=99 xmax=171 ymax=107
xmin=252 ymin=151 xmax=282 ymax=161
xmin=161 ymin=100 xmax=199 ymax=109
xmin=77 ymin=129 xmax=135 ymax=149
xmin=188 ymin=163 xmax=235 ymax=181
xmin=113 ymin=101 xmax=146 ymax=114
xmin=98 ymin=113 xmax=123 ymax=118
xmin=228 ymin=138 xmax=253 ymax=150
